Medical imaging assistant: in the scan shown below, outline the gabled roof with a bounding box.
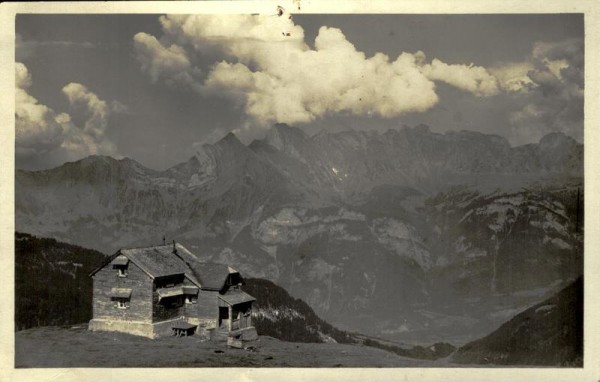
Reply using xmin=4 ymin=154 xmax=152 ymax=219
xmin=174 ymin=245 xmax=241 ymax=291
xmin=89 ymin=242 xmax=240 ymax=291
xmin=186 ymin=261 xmax=237 ymax=291
xmin=121 ymin=245 xmax=192 ymax=280
xmin=218 ymin=289 xmax=256 ymax=306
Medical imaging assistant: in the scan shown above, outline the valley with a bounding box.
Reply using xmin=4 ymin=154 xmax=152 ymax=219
xmin=15 ymin=124 xmax=583 ymax=344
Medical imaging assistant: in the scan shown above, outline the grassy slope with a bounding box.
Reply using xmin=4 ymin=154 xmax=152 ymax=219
xmin=452 ymin=277 xmax=583 ymax=366
xmin=14 ymin=233 xmax=582 ymax=367
xmin=15 ymin=326 xmax=439 ymax=368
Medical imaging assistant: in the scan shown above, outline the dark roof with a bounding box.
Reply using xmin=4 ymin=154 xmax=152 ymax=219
xmin=89 ymin=242 xmax=237 ymax=291
xmin=175 ymin=246 xmax=238 ymax=290
xmin=186 ymin=261 xmax=237 ymax=291
xmin=121 ymin=245 xmax=192 ymax=279
xmin=218 ymin=290 xmax=256 ymax=306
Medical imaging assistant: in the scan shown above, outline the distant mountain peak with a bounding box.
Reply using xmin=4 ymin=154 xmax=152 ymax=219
xmin=539 ymin=131 xmax=577 ymax=148
xmin=413 ymin=124 xmax=431 ymax=134
xmin=223 ymin=131 xmax=238 ymax=141
xmin=264 ymin=123 xmax=309 ymax=152
xmin=74 ymin=154 xmax=116 ymax=165
xmin=212 ymin=131 xmax=248 ymax=153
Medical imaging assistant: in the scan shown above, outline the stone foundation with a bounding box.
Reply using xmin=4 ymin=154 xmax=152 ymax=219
xmin=89 ymin=318 xmax=249 ymax=341
xmin=88 ymin=319 xmax=154 ymax=338
xmin=187 ymin=317 xmax=217 ymax=329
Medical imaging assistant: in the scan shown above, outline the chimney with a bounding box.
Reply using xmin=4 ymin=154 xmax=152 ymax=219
xmin=172 ymin=239 xmax=177 ymax=254
xmin=163 ymin=235 xmax=166 ymax=246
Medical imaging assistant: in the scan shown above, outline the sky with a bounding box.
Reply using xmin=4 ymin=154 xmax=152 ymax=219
xmin=15 ymin=13 xmax=584 ymax=171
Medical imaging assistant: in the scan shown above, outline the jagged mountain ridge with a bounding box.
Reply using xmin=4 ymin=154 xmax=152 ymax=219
xmin=253 ymin=124 xmax=581 ymax=197
xmin=15 ymin=125 xmax=583 ymax=342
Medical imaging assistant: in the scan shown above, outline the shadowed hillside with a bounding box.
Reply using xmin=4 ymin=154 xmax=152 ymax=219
xmin=15 ymin=232 xmax=107 ymax=330
xmin=452 ymin=277 xmax=583 ymax=366
xmin=242 ymin=278 xmax=354 ymax=344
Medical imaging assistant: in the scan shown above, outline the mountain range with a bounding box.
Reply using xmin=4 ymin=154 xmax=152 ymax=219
xmin=15 ymin=124 xmax=583 ymax=342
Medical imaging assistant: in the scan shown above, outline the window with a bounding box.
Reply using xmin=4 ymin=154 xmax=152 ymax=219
xmin=113 ymin=264 xmax=128 ymax=277
xmin=185 ymin=295 xmax=197 ymax=304
xmin=112 ymin=256 xmax=129 ymax=277
xmin=114 ymin=297 xmax=130 ymax=309
xmin=227 ymin=273 xmax=241 ymax=288
xmin=164 ymin=296 xmax=182 ymax=309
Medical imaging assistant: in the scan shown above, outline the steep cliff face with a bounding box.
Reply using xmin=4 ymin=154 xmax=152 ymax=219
xmin=15 ymin=125 xmax=583 ymax=341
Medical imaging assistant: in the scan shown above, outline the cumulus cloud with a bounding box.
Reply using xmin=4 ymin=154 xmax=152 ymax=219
xmin=421 ymin=59 xmax=499 ymax=96
xmin=493 ymin=38 xmax=584 ymax=143
xmin=62 ymin=82 xmax=110 ymax=140
xmin=15 ymin=63 xmax=67 ymax=159
xmin=133 ymin=32 xmax=202 ymax=90
xmin=15 ymin=63 xmax=121 ymax=169
xmin=490 ymin=62 xmax=536 ymax=93
xmin=135 ymin=14 xmax=499 ymax=128
xmin=133 ymin=15 xmax=582 ymax=145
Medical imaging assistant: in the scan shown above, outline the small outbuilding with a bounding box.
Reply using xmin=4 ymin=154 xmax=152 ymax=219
xmin=88 ymin=241 xmax=257 ymax=341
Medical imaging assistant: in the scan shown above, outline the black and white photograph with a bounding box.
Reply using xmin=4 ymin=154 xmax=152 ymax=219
xmin=2 ymin=1 xmax=599 ymax=380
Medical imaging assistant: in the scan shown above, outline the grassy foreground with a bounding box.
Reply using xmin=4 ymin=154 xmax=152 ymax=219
xmin=15 ymin=326 xmax=444 ymax=368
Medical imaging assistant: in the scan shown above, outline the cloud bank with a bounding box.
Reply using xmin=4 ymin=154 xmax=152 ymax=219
xmin=133 ymin=14 xmax=582 ymax=145
xmin=16 ymin=63 xmax=122 ymax=169
xmin=134 ymin=14 xmax=499 ymax=128
xmin=491 ymin=38 xmax=583 ymax=143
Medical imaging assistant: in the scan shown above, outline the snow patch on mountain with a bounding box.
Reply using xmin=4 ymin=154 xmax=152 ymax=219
xmin=254 ymin=207 xmax=367 ymax=245
xmin=454 ymin=236 xmax=487 ymax=259
xmin=476 ymin=201 xmax=520 ymax=233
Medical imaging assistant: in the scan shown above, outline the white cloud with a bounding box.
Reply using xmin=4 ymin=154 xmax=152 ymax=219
xmin=421 ymin=59 xmax=499 ymax=96
xmin=15 ymin=63 xmax=66 ymax=157
xmin=15 ymin=63 xmax=120 ymax=169
xmin=133 ymin=32 xmax=201 ymax=90
xmin=489 ymin=62 xmax=535 ymax=93
xmin=133 ymin=15 xmax=582 ymax=146
xmin=62 ymin=82 xmax=109 ymax=139
xmin=136 ymin=15 xmax=501 ymax=129
xmin=498 ymin=38 xmax=584 ymax=144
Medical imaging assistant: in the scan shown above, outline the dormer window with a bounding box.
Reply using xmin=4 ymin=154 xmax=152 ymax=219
xmin=226 ymin=273 xmax=241 ymax=286
xmin=112 ymin=255 xmax=129 ymax=277
xmin=117 ymin=267 xmax=128 ymax=277
xmin=182 ymin=286 xmax=199 ymax=304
